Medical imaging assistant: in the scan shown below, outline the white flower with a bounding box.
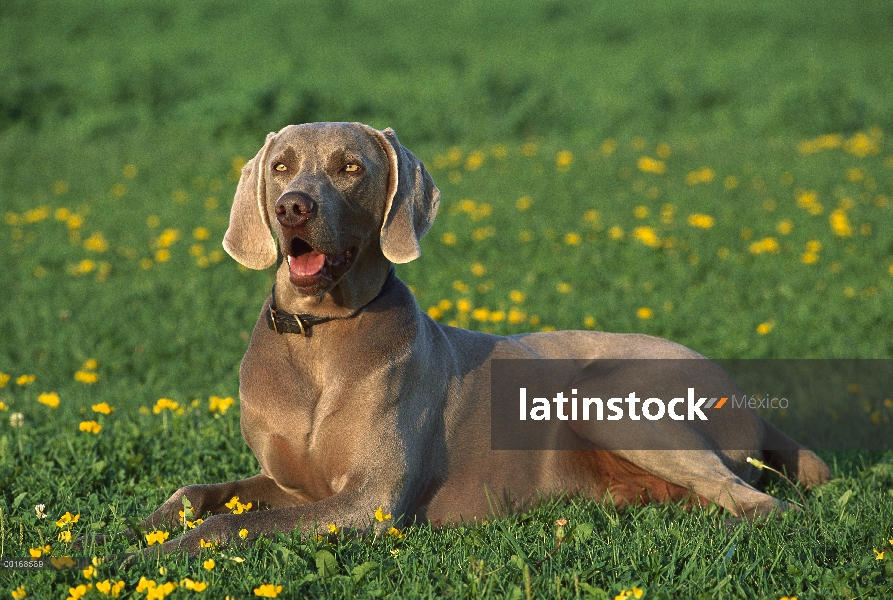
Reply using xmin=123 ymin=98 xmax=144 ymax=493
xmin=10 ymin=412 xmax=23 ymax=427
xmin=35 ymin=504 xmax=47 ymax=519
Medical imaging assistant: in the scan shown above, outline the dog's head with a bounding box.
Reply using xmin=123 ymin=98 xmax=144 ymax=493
xmin=223 ymin=122 xmax=439 ymax=314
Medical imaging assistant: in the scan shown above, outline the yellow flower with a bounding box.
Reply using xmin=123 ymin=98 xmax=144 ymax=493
xmin=29 ymin=545 xmax=51 ymax=557
xmin=239 ymin=528 xmax=249 ymax=539
xmin=470 ymin=263 xmax=486 ymax=276
xmin=156 ymin=228 xmax=181 ymax=248
xmin=632 ymin=226 xmax=660 ymax=248
xmin=472 ymin=308 xmax=490 ymax=322
xmin=79 ymin=420 xmax=101 ymax=434
xmin=516 ymin=196 xmax=532 ymax=211
xmin=11 ymin=586 xmax=26 ymax=599
xmin=57 ymin=512 xmax=80 ymax=527
xmin=145 ymin=530 xmax=170 ymax=546
xmin=555 ymin=151 xmax=574 ymax=171
xmin=748 ymin=237 xmax=779 ymax=254
xmin=829 ymin=209 xmax=852 ymax=237
xmin=687 ymin=214 xmax=715 ymax=229
xmin=83 ymin=565 xmax=95 ymax=579
xmin=66 ymin=584 xmax=91 ymax=600
xmin=59 ymin=530 xmax=72 ymax=542
xmin=153 ymin=398 xmax=180 ymax=414
xmin=200 ymin=539 xmax=215 ymax=548
xmin=637 ymin=156 xmax=666 ymax=175
xmin=181 ymin=578 xmax=208 ymax=592
xmin=756 ymin=321 xmax=774 ymax=335
xmin=209 ymin=396 xmax=234 ymax=415
xmin=633 ymin=205 xmax=649 ymax=219
xmin=874 ymin=549 xmax=885 ymax=560
xmin=16 ymin=374 xmax=36 ymax=386
xmin=636 ymin=307 xmax=653 ymax=320
xmin=327 ymin=524 xmax=339 ymax=534
xmin=253 ymin=583 xmax=283 ymax=598
xmin=83 ymin=232 xmax=109 ymax=253
xmin=136 ymin=578 xmax=155 ymax=593
xmin=557 ymin=282 xmax=571 ymax=294
xmin=456 ymin=299 xmax=471 ymax=312
xmin=38 ymin=392 xmax=61 ymax=408
xmin=0 ymin=372 xmax=9 ymax=388
xmin=608 ymin=226 xmax=624 ymax=240
xmin=387 ymin=526 xmax=405 ymax=538
xmin=801 ymin=252 xmax=819 ymax=265
xmin=91 ymin=402 xmax=114 ymax=415
xmin=427 ymin=306 xmax=443 ymax=320
xmin=584 ymin=316 xmax=596 ymax=328
xmin=203 ymin=559 xmax=216 ymax=571
xmin=95 ymin=579 xmax=125 ymax=597
xmin=193 ymin=227 xmax=210 ymax=240
xmin=564 ymin=232 xmax=581 ymax=245
xmin=507 ymin=308 xmax=526 ymax=325
xmin=509 ymin=290 xmax=526 ymax=304
xmin=375 ymin=506 xmax=392 ymax=522
xmin=74 ymin=371 xmax=99 ymax=384
xmin=615 ymin=586 xmax=644 ymax=600
xmin=777 ymin=220 xmax=793 ymax=235
xmin=441 ymin=232 xmax=457 ymax=245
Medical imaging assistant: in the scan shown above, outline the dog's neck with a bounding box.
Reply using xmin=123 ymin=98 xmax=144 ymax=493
xmin=272 ymin=256 xmax=395 ymax=320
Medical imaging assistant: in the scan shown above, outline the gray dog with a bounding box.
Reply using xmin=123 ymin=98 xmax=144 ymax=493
xmin=137 ymin=122 xmax=829 ymax=555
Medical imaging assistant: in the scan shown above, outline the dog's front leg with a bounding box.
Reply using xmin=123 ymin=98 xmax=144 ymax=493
xmin=141 ymin=473 xmax=304 ymax=530
xmin=142 ymin=488 xmax=388 ymax=558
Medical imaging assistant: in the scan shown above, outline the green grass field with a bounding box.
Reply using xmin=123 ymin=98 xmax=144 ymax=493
xmin=2 ymin=1 xmax=892 ymax=597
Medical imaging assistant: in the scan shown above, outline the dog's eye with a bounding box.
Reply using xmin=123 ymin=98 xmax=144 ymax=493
xmin=274 ymin=163 xmax=288 ymax=172
xmin=344 ymin=164 xmax=360 ymax=173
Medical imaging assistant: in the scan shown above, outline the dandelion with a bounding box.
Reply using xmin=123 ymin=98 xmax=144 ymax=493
xmin=632 ymin=226 xmax=660 ymax=248
xmin=472 ymin=308 xmax=490 ymax=322
xmin=518 ymin=230 xmax=533 ymax=242
xmin=156 ymin=228 xmax=181 ymax=249
xmin=584 ymin=316 xmax=596 ymax=328
xmin=756 ymin=321 xmax=774 ymax=335
xmin=79 ymin=420 xmax=101 ymax=434
xmin=16 ymin=374 xmax=36 ymax=386
xmin=556 ymin=151 xmax=574 ymax=171
xmin=180 ymin=578 xmax=208 ymax=592
xmin=637 ymin=156 xmax=666 ymax=175
xmin=777 ymin=220 xmax=793 ymax=235
xmin=844 ymin=131 xmax=881 ymax=157
xmin=239 ymin=528 xmax=249 ymax=539
xmin=83 ymin=232 xmax=109 ymax=253
xmin=375 ymin=506 xmax=392 ymax=522
xmin=636 ymin=307 xmax=653 ymax=320
xmin=509 ymin=290 xmax=526 ymax=303
xmin=145 ymin=530 xmax=169 ymax=546
xmin=470 ymin=263 xmax=486 ymax=276
xmin=608 ymin=226 xmax=624 ymax=240
xmin=0 ymin=372 xmax=9 ymax=387
xmin=153 ymin=398 xmax=180 ymax=414
xmin=74 ymin=370 xmax=99 ymax=384
xmin=91 ymin=402 xmax=114 ymax=415
xmin=724 ymin=175 xmax=739 ymax=189
xmin=801 ymin=252 xmax=819 ymax=265
xmin=748 ymin=237 xmax=779 ymax=254
xmin=38 ymin=392 xmax=60 ymax=408
xmin=456 ymin=299 xmax=471 ymax=312
xmin=441 ymin=232 xmax=457 ymax=245
xmin=615 ymin=586 xmax=644 ymax=600
xmin=209 ymin=396 xmax=234 ymax=415
xmin=253 ymin=584 xmax=283 ymax=598
xmin=465 ymin=151 xmax=485 ymax=171
xmin=829 ymin=209 xmax=852 ymax=237
xmin=557 ymin=282 xmax=571 ymax=294
xmin=633 ymin=205 xmax=649 ymax=219
xmin=507 ymin=308 xmax=526 ymax=325
xmin=66 ymin=584 xmax=92 ymax=600
xmin=564 ymin=232 xmax=581 ymax=245
xmin=687 ymin=214 xmax=715 ymax=229
xmin=438 ymin=299 xmax=453 ymax=311
xmin=583 ymin=209 xmax=600 ymax=223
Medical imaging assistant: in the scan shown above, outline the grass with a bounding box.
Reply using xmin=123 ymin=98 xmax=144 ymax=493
xmin=1 ymin=0 xmax=892 ymax=598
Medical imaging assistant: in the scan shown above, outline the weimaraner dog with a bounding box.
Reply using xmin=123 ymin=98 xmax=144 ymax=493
xmin=138 ymin=122 xmax=829 ymax=555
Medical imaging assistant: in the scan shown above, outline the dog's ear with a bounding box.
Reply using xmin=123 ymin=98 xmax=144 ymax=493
xmin=222 ymin=131 xmax=279 ymax=270
xmin=375 ymin=127 xmax=440 ymax=264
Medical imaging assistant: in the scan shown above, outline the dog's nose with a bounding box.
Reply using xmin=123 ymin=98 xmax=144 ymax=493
xmin=275 ymin=192 xmax=316 ymax=226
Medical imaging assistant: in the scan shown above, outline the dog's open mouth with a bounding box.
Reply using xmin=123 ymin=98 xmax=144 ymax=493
xmin=286 ymin=237 xmax=357 ymax=293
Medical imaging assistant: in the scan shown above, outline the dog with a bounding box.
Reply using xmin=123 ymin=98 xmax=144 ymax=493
xmin=137 ymin=122 xmax=830 ymax=555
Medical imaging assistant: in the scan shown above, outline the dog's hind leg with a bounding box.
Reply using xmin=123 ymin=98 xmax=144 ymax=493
xmin=760 ymin=419 xmax=831 ymax=488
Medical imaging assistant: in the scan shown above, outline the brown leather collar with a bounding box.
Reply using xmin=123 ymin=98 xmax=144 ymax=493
xmin=266 ymin=267 xmax=395 ymax=336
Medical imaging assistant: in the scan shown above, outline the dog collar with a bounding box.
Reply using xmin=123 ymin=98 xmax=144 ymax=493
xmin=266 ymin=267 xmax=395 ymax=336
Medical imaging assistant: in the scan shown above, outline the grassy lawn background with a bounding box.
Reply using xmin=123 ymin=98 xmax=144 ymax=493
xmin=1 ymin=1 xmax=892 ymax=597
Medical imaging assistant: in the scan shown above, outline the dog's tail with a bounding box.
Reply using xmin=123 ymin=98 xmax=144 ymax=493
xmin=760 ymin=419 xmax=831 ymax=488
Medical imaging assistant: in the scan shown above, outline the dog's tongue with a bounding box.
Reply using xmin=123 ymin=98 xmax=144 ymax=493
xmin=289 ymin=251 xmax=326 ymax=277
